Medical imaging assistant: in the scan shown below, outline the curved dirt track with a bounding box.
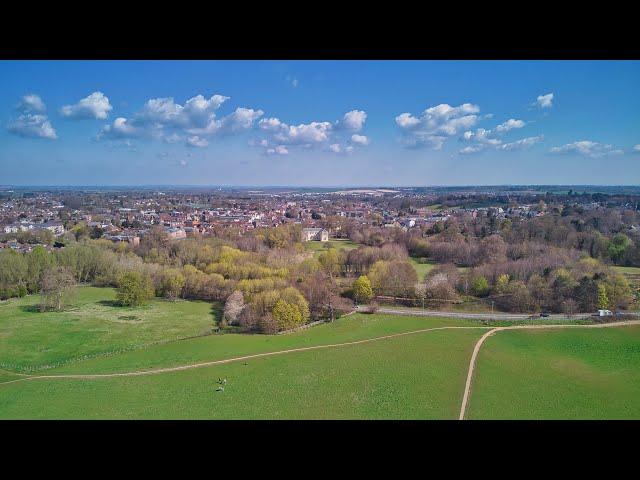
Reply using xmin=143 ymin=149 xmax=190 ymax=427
xmin=0 ymin=325 xmax=490 ymax=387
xmin=458 ymin=320 xmax=640 ymax=420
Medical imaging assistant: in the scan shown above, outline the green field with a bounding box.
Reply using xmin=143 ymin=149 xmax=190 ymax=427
xmin=304 ymin=239 xmax=359 ymax=257
xmin=468 ymin=326 xmax=640 ymax=419
xmin=1 ymin=286 xmax=639 ymax=419
xmin=0 ymin=329 xmax=482 ymax=419
xmin=0 ymin=287 xmax=218 ymax=373
xmin=409 ymin=257 xmax=437 ymax=281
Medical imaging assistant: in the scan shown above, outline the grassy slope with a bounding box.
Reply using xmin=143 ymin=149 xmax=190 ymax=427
xmin=0 ymin=287 xmax=218 ymax=373
xmin=0 ymin=329 xmax=481 ymax=419
xmin=49 ymin=313 xmax=481 ymax=375
xmin=468 ymin=325 xmax=640 ymax=419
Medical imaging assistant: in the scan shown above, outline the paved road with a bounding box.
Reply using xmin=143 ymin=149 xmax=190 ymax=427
xmin=356 ymin=305 xmax=591 ymax=320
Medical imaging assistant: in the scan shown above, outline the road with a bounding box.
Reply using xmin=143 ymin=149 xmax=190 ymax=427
xmin=356 ymin=305 xmax=591 ymax=320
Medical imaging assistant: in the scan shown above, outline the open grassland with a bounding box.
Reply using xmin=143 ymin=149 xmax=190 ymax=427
xmin=0 ymin=287 xmax=217 ymax=373
xmin=467 ymin=325 xmax=640 ymax=419
xmin=304 ymin=239 xmax=360 ymax=257
xmin=48 ymin=313 xmax=480 ymax=375
xmin=3 ymin=285 xmax=639 ymax=419
xmin=0 ymin=328 xmax=482 ymax=419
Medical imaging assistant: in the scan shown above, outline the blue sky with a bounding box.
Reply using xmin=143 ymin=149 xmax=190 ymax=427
xmin=1 ymin=60 xmax=639 ymax=186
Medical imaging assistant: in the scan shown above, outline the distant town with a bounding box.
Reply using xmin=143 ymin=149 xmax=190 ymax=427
xmin=2 ymin=185 xmax=638 ymax=254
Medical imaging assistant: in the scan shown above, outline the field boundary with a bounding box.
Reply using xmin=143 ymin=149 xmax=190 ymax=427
xmin=458 ymin=320 xmax=640 ymax=420
xmin=0 ymin=325 xmax=490 ymax=386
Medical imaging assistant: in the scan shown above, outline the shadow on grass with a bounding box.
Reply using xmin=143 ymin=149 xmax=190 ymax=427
xmin=19 ymin=305 xmax=42 ymax=313
xmin=97 ymin=300 xmax=121 ymax=308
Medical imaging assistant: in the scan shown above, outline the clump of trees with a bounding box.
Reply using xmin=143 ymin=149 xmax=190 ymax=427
xmin=116 ymin=271 xmax=154 ymax=307
xmin=352 ymin=275 xmax=374 ymax=304
xmin=39 ymin=266 xmax=76 ymax=312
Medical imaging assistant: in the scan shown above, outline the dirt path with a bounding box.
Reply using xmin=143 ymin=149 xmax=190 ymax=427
xmin=0 ymin=325 xmax=490 ymax=387
xmin=458 ymin=320 xmax=640 ymax=420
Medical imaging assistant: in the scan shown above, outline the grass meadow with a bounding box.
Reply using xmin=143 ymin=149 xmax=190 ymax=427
xmin=468 ymin=325 xmax=640 ymax=419
xmin=0 ymin=286 xmax=218 ymax=373
xmin=1 ymin=286 xmax=639 ymax=419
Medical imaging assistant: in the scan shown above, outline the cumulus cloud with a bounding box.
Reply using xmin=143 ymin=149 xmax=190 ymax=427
xmin=61 ymin=91 xmax=112 ymax=119
xmin=351 ymin=134 xmax=370 ymax=146
xmin=266 ymin=145 xmax=289 ymax=155
xmin=550 ymin=140 xmax=623 ymax=158
xmin=7 ymin=94 xmax=57 ymax=139
xmin=272 ymin=121 xmax=333 ymax=145
xmin=328 ymin=144 xmax=355 ymax=155
xmin=98 ymin=117 xmax=143 ymax=140
xmin=633 ymin=144 xmax=640 ymax=152
xmin=17 ymin=94 xmax=46 ymax=113
xmin=253 ymin=109 xmax=369 ymax=156
xmin=136 ymin=94 xmax=229 ymax=129
xmin=536 ymin=93 xmax=554 ymax=109
xmin=495 ymin=118 xmax=525 ymax=133
xmin=95 ymin=93 xmax=263 ymax=147
xmin=339 ymin=110 xmax=367 ymax=131
xmin=8 ymin=114 xmax=57 ymax=140
xmin=186 ymin=135 xmax=208 ymax=148
xmin=396 ymin=103 xmax=480 ymax=149
xmin=216 ymin=108 xmax=264 ymax=134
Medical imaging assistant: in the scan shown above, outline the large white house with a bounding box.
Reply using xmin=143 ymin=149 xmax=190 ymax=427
xmin=301 ymin=227 xmax=329 ymax=242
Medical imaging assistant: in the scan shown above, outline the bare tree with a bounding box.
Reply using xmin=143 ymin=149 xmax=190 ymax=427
xmin=40 ymin=266 xmax=76 ymax=312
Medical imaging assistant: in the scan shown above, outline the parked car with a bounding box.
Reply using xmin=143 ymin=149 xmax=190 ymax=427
xmin=539 ymin=312 xmax=550 ymax=318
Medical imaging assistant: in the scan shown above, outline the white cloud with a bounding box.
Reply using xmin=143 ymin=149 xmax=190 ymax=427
xmin=258 ymin=117 xmax=285 ymax=132
xmin=633 ymin=144 xmax=640 ymax=152
xmin=339 ymin=110 xmax=367 ymax=131
xmin=351 ymin=134 xmax=370 ymax=146
xmin=186 ymin=135 xmax=208 ymax=148
xmin=254 ymin=110 xmax=368 ymax=155
xmin=61 ymin=91 xmax=112 ymax=119
xmin=395 ymin=113 xmax=421 ymax=129
xmin=274 ymin=121 xmax=333 ymax=145
xmin=96 ymin=93 xmax=263 ymax=146
xmin=459 ymin=145 xmax=486 ymax=155
xmin=550 ymin=140 xmax=623 ymax=158
xmin=8 ymin=94 xmax=57 ymax=140
xmin=218 ymin=108 xmax=264 ymax=133
xmin=8 ymin=113 xmax=57 ymax=140
xmin=495 ymin=118 xmax=525 ymax=133
xmin=536 ymin=93 xmax=554 ymax=109
xmin=396 ymin=103 xmax=480 ymax=149
xmin=136 ymin=94 xmax=229 ymax=129
xmin=98 ymin=117 xmax=142 ymax=140
xmin=462 ymin=128 xmax=502 ymax=146
xmin=500 ymin=135 xmax=544 ymax=151
xmin=18 ymin=94 xmax=46 ymax=113
xmin=266 ymin=145 xmax=289 ymax=155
